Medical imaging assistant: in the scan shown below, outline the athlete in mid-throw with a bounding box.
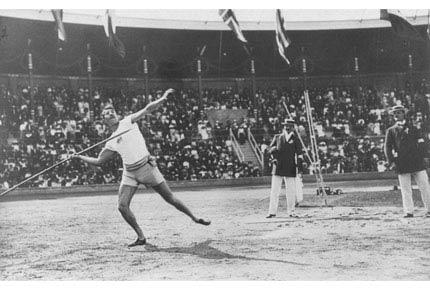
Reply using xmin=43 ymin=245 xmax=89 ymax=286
xmin=73 ymin=88 xmax=211 ymax=247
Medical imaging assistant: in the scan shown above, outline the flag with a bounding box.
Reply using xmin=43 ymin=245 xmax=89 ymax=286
xmin=219 ymin=9 xmax=250 ymax=56
xmin=219 ymin=9 xmax=247 ymax=43
xmin=103 ymin=10 xmax=126 ymax=58
xmin=275 ymin=9 xmax=292 ymax=65
xmin=380 ymin=9 xmax=425 ymax=42
xmin=52 ymin=9 xmax=66 ymax=41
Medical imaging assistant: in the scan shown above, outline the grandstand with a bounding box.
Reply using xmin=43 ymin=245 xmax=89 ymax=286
xmin=1 ymin=9 xmax=430 ymax=281
xmin=1 ymin=9 xmax=429 ymax=189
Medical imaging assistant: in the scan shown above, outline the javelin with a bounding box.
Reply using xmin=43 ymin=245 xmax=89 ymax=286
xmin=0 ymin=128 xmax=132 ymax=198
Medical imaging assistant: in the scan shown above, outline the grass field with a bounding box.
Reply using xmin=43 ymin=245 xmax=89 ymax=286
xmin=1 ymin=182 xmax=429 ymax=280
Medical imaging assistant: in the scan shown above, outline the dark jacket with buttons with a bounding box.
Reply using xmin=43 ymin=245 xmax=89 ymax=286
xmin=384 ymin=122 xmax=427 ymax=174
xmin=269 ymin=132 xmax=303 ymax=177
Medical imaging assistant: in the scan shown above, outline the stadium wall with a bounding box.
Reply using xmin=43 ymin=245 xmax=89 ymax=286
xmin=2 ymin=171 xmax=402 ymax=200
xmin=1 ymin=71 xmax=428 ymax=94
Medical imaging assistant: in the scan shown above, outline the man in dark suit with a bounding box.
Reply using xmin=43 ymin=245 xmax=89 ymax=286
xmin=267 ymin=118 xmax=304 ymax=218
xmin=384 ymin=105 xmax=430 ymax=218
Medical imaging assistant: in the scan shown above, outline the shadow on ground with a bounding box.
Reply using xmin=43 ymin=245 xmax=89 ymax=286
xmin=131 ymin=239 xmax=309 ymax=266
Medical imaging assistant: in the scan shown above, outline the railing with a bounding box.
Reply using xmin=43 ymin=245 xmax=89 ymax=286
xmin=229 ymin=128 xmax=244 ymax=162
xmin=1 ymin=71 xmax=428 ymax=92
xmin=247 ymin=127 xmax=264 ymax=169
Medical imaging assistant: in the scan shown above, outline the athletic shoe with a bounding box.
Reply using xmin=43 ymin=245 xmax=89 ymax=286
xmin=289 ymin=213 xmax=299 ymax=218
xmin=403 ymin=213 xmax=414 ymax=218
xmin=266 ymin=214 xmax=276 ymax=219
xmin=128 ymin=238 xmax=147 ymax=248
xmin=196 ymin=218 xmax=211 ymax=226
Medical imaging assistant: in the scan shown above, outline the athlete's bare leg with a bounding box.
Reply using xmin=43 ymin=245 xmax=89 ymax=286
xmin=118 ymin=184 xmax=146 ymax=246
xmin=152 ymin=181 xmax=211 ymax=225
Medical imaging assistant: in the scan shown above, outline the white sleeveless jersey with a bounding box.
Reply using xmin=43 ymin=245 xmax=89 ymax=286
xmin=104 ymin=116 xmax=150 ymax=166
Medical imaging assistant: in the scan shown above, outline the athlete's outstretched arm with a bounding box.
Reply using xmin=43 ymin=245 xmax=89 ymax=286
xmin=130 ymin=88 xmax=175 ymax=123
xmin=74 ymin=148 xmax=116 ymax=166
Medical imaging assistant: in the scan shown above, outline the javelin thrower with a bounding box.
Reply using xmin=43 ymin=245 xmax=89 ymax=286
xmin=72 ymin=88 xmax=211 ymax=247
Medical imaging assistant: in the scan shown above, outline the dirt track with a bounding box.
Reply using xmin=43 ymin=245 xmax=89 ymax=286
xmin=1 ymin=185 xmax=429 ymax=280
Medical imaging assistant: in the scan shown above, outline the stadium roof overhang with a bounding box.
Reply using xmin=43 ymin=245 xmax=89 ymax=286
xmin=0 ymin=9 xmax=429 ymax=31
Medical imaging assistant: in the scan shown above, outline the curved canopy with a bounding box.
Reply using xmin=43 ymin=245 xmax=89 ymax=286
xmin=0 ymin=9 xmax=429 ymax=31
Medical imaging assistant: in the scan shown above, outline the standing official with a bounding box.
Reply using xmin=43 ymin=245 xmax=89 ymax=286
xmin=384 ymin=105 xmax=430 ymax=218
xmin=267 ymin=118 xmax=304 ymax=218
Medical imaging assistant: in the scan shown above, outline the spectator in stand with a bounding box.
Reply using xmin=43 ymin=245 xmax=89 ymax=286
xmin=1 ymin=81 xmax=429 ymax=188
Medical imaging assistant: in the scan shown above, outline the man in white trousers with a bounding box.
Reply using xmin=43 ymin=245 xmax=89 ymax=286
xmin=267 ymin=118 xmax=305 ymax=218
xmin=295 ymin=173 xmax=304 ymax=206
xmin=384 ymin=105 xmax=430 ymax=218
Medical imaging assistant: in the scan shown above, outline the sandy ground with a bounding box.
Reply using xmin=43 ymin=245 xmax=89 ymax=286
xmin=1 ymin=183 xmax=430 ymax=280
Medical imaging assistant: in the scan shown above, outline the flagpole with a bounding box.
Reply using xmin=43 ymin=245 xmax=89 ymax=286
xmin=27 ymin=38 xmax=34 ymax=122
xmin=86 ymin=43 xmax=93 ymax=119
xmin=218 ymin=31 xmax=223 ymax=78
xmin=354 ymin=46 xmax=360 ymax=98
xmin=301 ymin=49 xmax=308 ymax=92
xmin=197 ymin=55 xmax=203 ymax=108
xmin=408 ymin=49 xmax=413 ymax=90
xmin=142 ymin=45 xmax=149 ymax=99
xmin=55 ymin=36 xmax=59 ymax=77
xmin=144 ymin=58 xmax=149 ymax=98
xmin=250 ymin=58 xmax=256 ymax=105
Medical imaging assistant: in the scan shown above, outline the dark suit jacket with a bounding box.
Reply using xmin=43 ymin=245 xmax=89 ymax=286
xmin=384 ymin=122 xmax=427 ymax=174
xmin=269 ymin=132 xmax=302 ymax=177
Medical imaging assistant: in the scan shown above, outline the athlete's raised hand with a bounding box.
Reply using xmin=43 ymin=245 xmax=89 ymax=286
xmin=162 ymin=88 xmax=175 ymax=100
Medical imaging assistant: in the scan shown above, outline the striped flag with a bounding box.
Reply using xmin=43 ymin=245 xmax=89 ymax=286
xmin=218 ymin=9 xmax=251 ymax=56
xmin=51 ymin=9 xmax=66 ymax=42
xmin=219 ymin=9 xmax=248 ymax=44
xmin=380 ymin=9 xmax=425 ymax=42
xmin=275 ymin=9 xmax=291 ymax=65
xmin=103 ymin=10 xmax=126 ymax=58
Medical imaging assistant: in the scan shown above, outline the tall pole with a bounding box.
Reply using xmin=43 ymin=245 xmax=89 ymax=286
xmin=250 ymin=58 xmax=256 ymax=105
xmin=218 ymin=31 xmax=223 ymax=78
xmin=27 ymin=39 xmax=34 ymax=122
xmin=408 ymin=53 xmax=413 ymax=91
xmin=86 ymin=43 xmax=94 ymax=121
xmin=86 ymin=43 xmax=93 ymax=103
xmin=301 ymin=51 xmax=327 ymax=203
xmin=354 ymin=46 xmax=360 ymax=98
xmin=55 ymin=37 xmax=59 ymax=77
xmin=302 ymin=59 xmax=307 ymax=90
xmin=197 ymin=58 xmax=202 ymax=108
xmin=301 ymin=51 xmax=315 ymax=162
xmin=142 ymin=45 xmax=149 ymax=99
xmin=302 ymin=57 xmax=315 ymax=163
xmin=144 ymin=58 xmax=149 ymax=98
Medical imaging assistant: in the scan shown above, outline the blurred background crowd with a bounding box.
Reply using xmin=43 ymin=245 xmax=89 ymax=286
xmin=1 ymin=80 xmax=429 ymax=188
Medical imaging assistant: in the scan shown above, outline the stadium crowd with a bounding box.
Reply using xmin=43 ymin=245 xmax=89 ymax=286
xmin=0 ymin=84 xmax=262 ymax=188
xmin=1 ymin=79 xmax=429 ymax=188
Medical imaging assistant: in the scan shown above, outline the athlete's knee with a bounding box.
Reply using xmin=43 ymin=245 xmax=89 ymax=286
xmin=118 ymin=202 xmax=130 ymax=214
